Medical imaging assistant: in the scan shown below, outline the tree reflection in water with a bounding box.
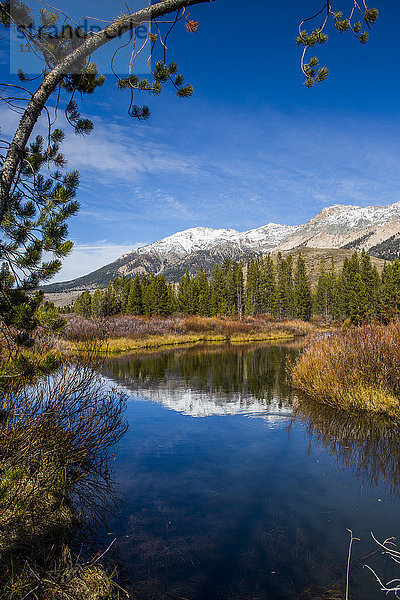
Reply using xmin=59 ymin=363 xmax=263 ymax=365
xmin=292 ymin=395 xmax=400 ymax=498
xmin=102 ymin=342 xmax=400 ymax=600
xmin=103 ymin=342 xmax=300 ymax=412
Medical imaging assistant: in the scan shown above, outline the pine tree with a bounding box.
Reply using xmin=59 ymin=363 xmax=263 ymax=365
xmin=246 ymin=259 xmax=259 ymax=316
xmin=154 ymin=275 xmax=171 ymax=316
xmin=234 ymin=262 xmax=245 ymax=318
xmin=210 ymin=288 xmax=218 ymax=316
xmin=74 ymin=289 xmax=92 ymax=317
xmin=225 ymin=261 xmax=237 ymax=315
xmin=126 ymin=275 xmax=143 ymax=315
xmin=91 ymin=289 xmax=103 ymax=317
xmin=349 ymin=271 xmax=368 ymax=324
xmin=260 ymin=255 xmax=276 ymax=315
xmin=360 ymin=249 xmax=380 ymax=321
xmin=315 ymin=259 xmax=328 ymax=319
xmin=142 ymin=274 xmax=154 ymax=315
xmin=187 ymin=277 xmax=198 ymax=314
xmin=168 ymin=282 xmax=177 ymax=314
xmin=381 ymin=258 xmax=400 ymax=320
xmin=177 ymin=269 xmax=191 ymax=314
xmin=294 ymin=254 xmax=312 ymax=321
xmin=99 ymin=286 xmax=118 ymax=316
xmin=211 ymin=265 xmax=225 ymax=315
xmin=195 ymin=266 xmax=210 ymax=316
xmin=333 ymin=271 xmax=346 ymax=321
xmin=276 ymin=253 xmax=294 ymax=319
xmin=314 ymin=258 xmax=336 ymax=321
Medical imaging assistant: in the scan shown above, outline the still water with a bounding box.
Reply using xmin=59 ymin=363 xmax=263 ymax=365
xmin=102 ymin=342 xmax=400 ymax=600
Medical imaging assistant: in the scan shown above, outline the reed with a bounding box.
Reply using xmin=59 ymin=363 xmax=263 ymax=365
xmin=289 ymin=322 xmax=400 ymax=416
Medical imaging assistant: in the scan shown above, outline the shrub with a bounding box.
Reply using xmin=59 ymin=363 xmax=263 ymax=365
xmin=62 ymin=314 xmax=315 ymax=343
xmin=0 ymin=355 xmax=128 ymax=598
xmin=289 ymin=322 xmax=400 ymax=415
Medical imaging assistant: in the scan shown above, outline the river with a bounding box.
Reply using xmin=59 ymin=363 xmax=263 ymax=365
xmin=101 ymin=341 xmax=400 ymax=600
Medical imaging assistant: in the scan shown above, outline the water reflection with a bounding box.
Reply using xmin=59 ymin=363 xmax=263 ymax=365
xmin=293 ymin=395 xmax=400 ymax=498
xmin=104 ymin=342 xmax=299 ymax=418
xmin=103 ymin=342 xmax=400 ymax=600
xmin=103 ymin=342 xmax=400 ymax=496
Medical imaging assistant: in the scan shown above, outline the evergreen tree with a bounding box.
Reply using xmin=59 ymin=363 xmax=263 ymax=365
xmin=221 ymin=259 xmax=237 ymax=315
xmin=187 ymin=276 xmax=198 ymax=314
xmin=381 ymin=259 xmax=400 ymax=321
xmin=234 ymin=262 xmax=245 ymax=318
xmin=91 ymin=289 xmax=103 ymax=317
xmin=168 ymin=282 xmax=177 ymax=314
xmin=211 ymin=265 xmax=226 ymax=315
xmin=74 ymin=289 xmax=92 ymax=317
xmin=246 ymin=259 xmax=259 ymax=316
xmin=195 ymin=266 xmax=210 ymax=316
xmin=126 ymin=275 xmax=143 ymax=315
xmin=154 ymin=275 xmax=171 ymax=316
xmin=210 ymin=288 xmax=218 ymax=316
xmin=348 ymin=271 xmax=368 ymax=324
xmin=314 ymin=258 xmax=336 ymax=321
xmin=99 ymin=286 xmax=118 ymax=316
xmin=294 ymin=254 xmax=312 ymax=321
xmin=315 ymin=259 xmax=328 ymax=319
xmin=260 ymin=255 xmax=276 ymax=315
xmin=177 ymin=270 xmax=191 ymax=314
xmin=276 ymin=253 xmax=294 ymax=319
xmin=360 ymin=249 xmax=380 ymax=321
xmin=145 ymin=273 xmax=158 ymax=315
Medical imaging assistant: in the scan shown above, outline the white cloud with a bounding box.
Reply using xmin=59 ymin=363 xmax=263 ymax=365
xmin=60 ymin=119 xmax=199 ymax=184
xmin=0 ymin=106 xmax=199 ymax=185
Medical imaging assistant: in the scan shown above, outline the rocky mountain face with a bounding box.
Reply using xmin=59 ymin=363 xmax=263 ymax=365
xmin=276 ymin=202 xmax=400 ymax=258
xmin=44 ymin=201 xmax=400 ymax=292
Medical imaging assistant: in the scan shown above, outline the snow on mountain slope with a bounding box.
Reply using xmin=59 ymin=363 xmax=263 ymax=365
xmin=137 ymin=227 xmax=241 ymax=256
xmin=121 ymin=223 xmax=299 ymax=259
xmin=241 ymin=223 xmax=298 ymax=248
xmin=300 ymin=201 xmax=400 ymax=234
xmin=275 ymin=201 xmax=400 ymax=252
xmin=123 ymin=201 xmax=400 ymax=262
xmin=44 ymin=200 xmax=400 ymax=293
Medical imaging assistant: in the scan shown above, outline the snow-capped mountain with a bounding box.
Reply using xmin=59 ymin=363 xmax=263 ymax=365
xmin=44 ymin=200 xmax=400 ymax=293
xmin=276 ymin=201 xmax=400 ymax=254
xmin=121 ymin=223 xmax=298 ymax=259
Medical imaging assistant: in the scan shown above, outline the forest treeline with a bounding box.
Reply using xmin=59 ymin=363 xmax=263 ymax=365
xmin=71 ymin=250 xmax=400 ymax=323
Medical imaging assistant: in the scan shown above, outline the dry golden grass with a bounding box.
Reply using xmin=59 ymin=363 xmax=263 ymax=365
xmin=289 ymin=322 xmax=400 ymax=416
xmin=63 ymin=315 xmax=316 ymax=354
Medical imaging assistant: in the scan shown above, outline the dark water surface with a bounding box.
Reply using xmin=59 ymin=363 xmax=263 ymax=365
xmin=102 ymin=342 xmax=400 ymax=600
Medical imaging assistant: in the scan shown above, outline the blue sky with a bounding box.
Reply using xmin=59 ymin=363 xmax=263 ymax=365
xmin=2 ymin=0 xmax=400 ymax=281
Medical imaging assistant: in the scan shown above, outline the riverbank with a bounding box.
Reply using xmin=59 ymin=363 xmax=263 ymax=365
xmin=289 ymin=322 xmax=400 ymax=418
xmin=61 ymin=314 xmax=317 ymax=354
xmin=0 ymin=357 xmax=127 ymax=599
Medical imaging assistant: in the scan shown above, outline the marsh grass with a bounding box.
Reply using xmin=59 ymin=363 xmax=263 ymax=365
xmin=62 ymin=315 xmax=315 ymax=353
xmin=0 ymin=352 xmax=128 ymax=599
xmin=289 ymin=322 xmax=400 ymax=416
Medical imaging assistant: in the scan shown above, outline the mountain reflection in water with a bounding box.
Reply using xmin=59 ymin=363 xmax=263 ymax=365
xmin=104 ymin=342 xmax=297 ymax=417
xmin=102 ymin=342 xmax=400 ymax=600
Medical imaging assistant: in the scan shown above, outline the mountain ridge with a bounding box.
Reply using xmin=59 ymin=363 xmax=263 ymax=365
xmin=44 ymin=200 xmax=400 ymax=293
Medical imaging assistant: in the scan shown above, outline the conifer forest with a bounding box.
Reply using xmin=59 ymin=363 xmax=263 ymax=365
xmin=72 ymin=250 xmax=400 ymax=324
